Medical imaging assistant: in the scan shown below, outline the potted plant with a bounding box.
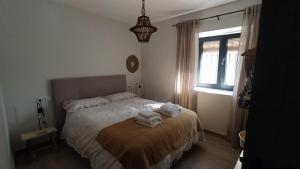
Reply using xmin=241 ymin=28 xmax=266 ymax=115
xmin=237 ymin=48 xmax=256 ymax=148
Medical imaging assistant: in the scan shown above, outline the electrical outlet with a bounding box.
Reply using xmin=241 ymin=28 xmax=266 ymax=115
xmin=36 ymin=96 xmax=51 ymax=103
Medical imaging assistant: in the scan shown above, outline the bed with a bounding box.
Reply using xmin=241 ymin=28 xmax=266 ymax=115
xmin=52 ymin=75 xmax=205 ymax=169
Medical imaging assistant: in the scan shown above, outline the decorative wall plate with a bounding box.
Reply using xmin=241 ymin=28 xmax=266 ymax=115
xmin=126 ymin=55 xmax=139 ymax=73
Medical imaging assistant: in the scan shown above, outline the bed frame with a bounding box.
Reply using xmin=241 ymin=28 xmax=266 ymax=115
xmin=51 ymin=75 xmax=126 ymax=132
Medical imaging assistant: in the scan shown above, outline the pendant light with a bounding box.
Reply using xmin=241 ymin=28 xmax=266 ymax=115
xmin=130 ymin=0 xmax=157 ymax=43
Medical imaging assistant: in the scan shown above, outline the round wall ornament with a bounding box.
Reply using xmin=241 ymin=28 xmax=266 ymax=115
xmin=126 ymin=55 xmax=139 ymax=73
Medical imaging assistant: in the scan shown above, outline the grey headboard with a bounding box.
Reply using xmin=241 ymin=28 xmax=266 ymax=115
xmin=51 ymin=75 xmax=126 ymax=132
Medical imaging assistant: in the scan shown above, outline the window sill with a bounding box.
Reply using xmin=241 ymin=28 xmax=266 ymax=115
xmin=194 ymin=87 xmax=233 ymax=96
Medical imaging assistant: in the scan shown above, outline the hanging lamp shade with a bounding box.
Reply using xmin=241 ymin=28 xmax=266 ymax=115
xmin=130 ymin=0 xmax=157 ymax=43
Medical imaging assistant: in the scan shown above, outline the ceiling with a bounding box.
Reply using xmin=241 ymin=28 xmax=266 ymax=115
xmin=51 ymin=0 xmax=238 ymax=24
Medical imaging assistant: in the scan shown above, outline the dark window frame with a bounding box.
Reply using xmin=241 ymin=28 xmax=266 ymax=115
xmin=197 ymin=33 xmax=240 ymax=91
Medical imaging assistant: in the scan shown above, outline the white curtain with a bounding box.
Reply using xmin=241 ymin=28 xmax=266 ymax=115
xmin=174 ymin=20 xmax=199 ymax=111
xmin=228 ymin=4 xmax=261 ymax=146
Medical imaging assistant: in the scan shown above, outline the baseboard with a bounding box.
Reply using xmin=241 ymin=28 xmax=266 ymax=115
xmin=204 ymin=129 xmax=228 ymax=140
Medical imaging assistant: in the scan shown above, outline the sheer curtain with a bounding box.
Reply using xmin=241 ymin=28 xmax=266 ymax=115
xmin=199 ymin=41 xmax=220 ymax=85
xmin=228 ymin=4 xmax=261 ymax=146
xmin=174 ymin=20 xmax=199 ymax=111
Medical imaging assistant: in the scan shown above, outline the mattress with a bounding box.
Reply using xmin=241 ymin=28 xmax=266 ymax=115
xmin=61 ymin=97 xmax=204 ymax=169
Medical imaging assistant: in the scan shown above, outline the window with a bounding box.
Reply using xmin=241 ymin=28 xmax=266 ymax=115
xmin=197 ymin=33 xmax=240 ymax=91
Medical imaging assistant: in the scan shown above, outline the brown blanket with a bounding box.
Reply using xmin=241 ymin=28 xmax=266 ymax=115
xmin=96 ymin=108 xmax=204 ymax=169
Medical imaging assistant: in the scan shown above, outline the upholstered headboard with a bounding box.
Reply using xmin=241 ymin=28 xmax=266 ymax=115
xmin=51 ymin=75 xmax=126 ymax=132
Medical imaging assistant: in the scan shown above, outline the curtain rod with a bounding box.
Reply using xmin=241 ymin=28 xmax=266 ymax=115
xmin=172 ymin=9 xmax=244 ymax=27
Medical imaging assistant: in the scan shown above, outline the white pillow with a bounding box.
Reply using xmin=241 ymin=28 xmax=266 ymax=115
xmin=104 ymin=92 xmax=137 ymax=102
xmin=63 ymin=96 xmax=110 ymax=112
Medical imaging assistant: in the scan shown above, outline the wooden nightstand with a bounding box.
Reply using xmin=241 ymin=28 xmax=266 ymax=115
xmin=21 ymin=126 xmax=58 ymax=159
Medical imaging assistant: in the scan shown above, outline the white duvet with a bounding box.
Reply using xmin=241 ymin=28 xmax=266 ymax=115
xmin=62 ymin=97 xmax=201 ymax=169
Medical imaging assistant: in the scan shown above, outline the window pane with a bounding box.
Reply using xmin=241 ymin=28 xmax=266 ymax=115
xmin=224 ymin=38 xmax=240 ymax=86
xmin=199 ymin=40 xmax=220 ymax=84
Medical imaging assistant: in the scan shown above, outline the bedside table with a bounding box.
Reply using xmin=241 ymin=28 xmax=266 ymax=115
xmin=21 ymin=126 xmax=58 ymax=159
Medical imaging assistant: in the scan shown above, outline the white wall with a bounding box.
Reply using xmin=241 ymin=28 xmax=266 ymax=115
xmin=0 ymin=80 xmax=14 ymax=169
xmin=0 ymin=0 xmax=141 ymax=150
xmin=141 ymin=18 xmax=179 ymax=102
xmin=141 ymin=0 xmax=261 ymax=135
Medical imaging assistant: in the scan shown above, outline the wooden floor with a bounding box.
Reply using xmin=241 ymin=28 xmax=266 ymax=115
xmin=15 ymin=133 xmax=241 ymax=169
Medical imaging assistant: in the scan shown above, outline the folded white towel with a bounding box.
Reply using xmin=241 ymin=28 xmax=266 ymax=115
xmin=160 ymin=102 xmax=181 ymax=117
xmin=138 ymin=110 xmax=160 ymax=119
xmin=136 ymin=114 xmax=162 ymax=124
xmin=136 ymin=120 xmax=162 ymax=128
xmin=160 ymin=111 xmax=180 ymax=117
xmin=166 ymin=102 xmax=181 ymax=109
xmin=167 ymin=102 xmax=182 ymax=110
